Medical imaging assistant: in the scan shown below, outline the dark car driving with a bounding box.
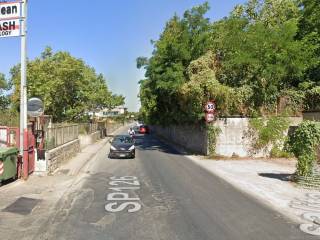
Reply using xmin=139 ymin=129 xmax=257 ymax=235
xmin=108 ymin=135 xmax=135 ymax=159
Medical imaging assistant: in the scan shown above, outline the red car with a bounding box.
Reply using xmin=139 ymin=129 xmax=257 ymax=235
xmin=139 ymin=125 xmax=149 ymax=134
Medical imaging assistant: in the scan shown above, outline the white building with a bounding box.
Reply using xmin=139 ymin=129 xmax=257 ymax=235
xmin=96 ymin=106 xmax=128 ymax=118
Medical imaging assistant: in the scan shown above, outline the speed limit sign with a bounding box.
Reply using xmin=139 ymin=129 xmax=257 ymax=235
xmin=205 ymin=101 xmax=215 ymax=113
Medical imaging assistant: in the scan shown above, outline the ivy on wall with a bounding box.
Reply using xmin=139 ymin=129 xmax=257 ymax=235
xmin=207 ymin=124 xmax=221 ymax=156
xmin=248 ymin=116 xmax=290 ymax=156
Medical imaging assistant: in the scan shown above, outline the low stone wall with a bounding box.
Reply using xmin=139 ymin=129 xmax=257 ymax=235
xmin=151 ymin=125 xmax=208 ymax=155
xmin=45 ymin=139 xmax=80 ymax=173
xmin=79 ymin=131 xmax=101 ymax=149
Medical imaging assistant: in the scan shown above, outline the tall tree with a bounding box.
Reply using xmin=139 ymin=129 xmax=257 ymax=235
xmin=138 ymin=0 xmax=315 ymax=123
xmin=137 ymin=2 xmax=211 ymax=124
xmin=10 ymin=47 xmax=124 ymax=122
xmin=297 ymin=0 xmax=320 ymax=86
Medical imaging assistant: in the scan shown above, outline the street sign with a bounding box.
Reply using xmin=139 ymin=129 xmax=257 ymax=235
xmin=205 ymin=101 xmax=216 ymax=113
xmin=27 ymin=97 xmax=44 ymax=117
xmin=0 ymin=19 xmax=20 ymax=38
xmin=205 ymin=112 xmax=215 ymax=123
xmin=0 ymin=1 xmax=21 ymax=38
xmin=0 ymin=0 xmax=27 ymax=158
xmin=0 ymin=1 xmax=21 ymax=20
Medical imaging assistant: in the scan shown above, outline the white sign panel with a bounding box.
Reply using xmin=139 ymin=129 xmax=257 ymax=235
xmin=0 ymin=19 xmax=20 ymax=38
xmin=0 ymin=2 xmax=21 ymax=20
xmin=205 ymin=101 xmax=216 ymax=113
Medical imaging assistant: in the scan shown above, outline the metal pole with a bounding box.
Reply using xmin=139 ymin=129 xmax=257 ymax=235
xmin=20 ymin=0 xmax=27 ymax=155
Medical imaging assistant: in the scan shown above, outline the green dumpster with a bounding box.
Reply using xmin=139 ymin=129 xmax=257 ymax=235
xmin=0 ymin=147 xmax=19 ymax=182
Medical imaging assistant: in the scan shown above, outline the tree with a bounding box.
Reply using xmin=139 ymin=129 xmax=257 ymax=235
xmin=297 ymin=0 xmax=320 ymax=87
xmin=137 ymin=2 xmax=211 ymax=124
xmin=211 ymin=16 xmax=311 ymax=111
xmin=0 ymin=73 xmax=10 ymax=109
xmin=10 ymin=47 xmax=124 ymax=122
xmin=138 ymin=1 xmax=317 ymax=124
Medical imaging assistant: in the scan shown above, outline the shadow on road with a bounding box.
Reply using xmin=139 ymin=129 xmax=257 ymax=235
xmin=258 ymin=173 xmax=293 ymax=182
xmin=134 ymin=133 xmax=184 ymax=156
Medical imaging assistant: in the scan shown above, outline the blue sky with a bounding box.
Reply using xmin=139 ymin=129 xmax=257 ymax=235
xmin=0 ymin=0 xmax=246 ymax=112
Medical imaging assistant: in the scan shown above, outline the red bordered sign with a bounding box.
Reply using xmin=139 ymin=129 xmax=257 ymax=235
xmin=205 ymin=112 xmax=215 ymax=123
xmin=205 ymin=101 xmax=216 ymax=113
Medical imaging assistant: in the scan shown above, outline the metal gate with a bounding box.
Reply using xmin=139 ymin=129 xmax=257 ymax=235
xmin=0 ymin=125 xmax=35 ymax=179
xmin=23 ymin=124 xmax=35 ymax=178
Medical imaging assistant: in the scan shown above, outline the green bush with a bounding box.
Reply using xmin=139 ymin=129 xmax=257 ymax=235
xmin=304 ymin=87 xmax=320 ymax=111
xmin=287 ymin=121 xmax=320 ymax=176
xmin=270 ymin=146 xmax=293 ymax=158
xmin=249 ymin=116 xmax=290 ymax=155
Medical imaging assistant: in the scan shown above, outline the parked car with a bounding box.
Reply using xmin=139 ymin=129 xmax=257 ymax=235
xmin=108 ymin=135 xmax=135 ymax=159
xmin=139 ymin=125 xmax=149 ymax=134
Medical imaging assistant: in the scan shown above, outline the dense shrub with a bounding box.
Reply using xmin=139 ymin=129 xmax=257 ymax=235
xmin=304 ymin=87 xmax=320 ymax=111
xmin=287 ymin=121 xmax=320 ymax=176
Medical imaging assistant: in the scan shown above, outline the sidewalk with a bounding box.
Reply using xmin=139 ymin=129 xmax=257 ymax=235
xmin=186 ymin=155 xmax=320 ymax=236
xmin=0 ymin=126 xmax=126 ymax=222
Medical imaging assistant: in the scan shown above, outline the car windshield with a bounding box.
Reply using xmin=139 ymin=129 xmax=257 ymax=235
xmin=113 ymin=136 xmax=133 ymax=144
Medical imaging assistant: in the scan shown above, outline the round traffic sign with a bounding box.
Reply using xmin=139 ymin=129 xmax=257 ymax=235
xmin=205 ymin=101 xmax=216 ymax=113
xmin=205 ymin=112 xmax=215 ymax=123
xmin=0 ymin=161 xmax=3 ymax=175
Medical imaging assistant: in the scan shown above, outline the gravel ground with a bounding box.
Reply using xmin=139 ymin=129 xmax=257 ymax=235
xmin=187 ymin=157 xmax=318 ymax=225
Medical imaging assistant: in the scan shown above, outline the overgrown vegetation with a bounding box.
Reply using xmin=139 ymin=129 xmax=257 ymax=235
xmin=248 ymin=116 xmax=290 ymax=156
xmin=137 ymin=0 xmax=320 ymax=125
xmin=207 ymin=124 xmax=221 ymax=155
xmin=287 ymin=121 xmax=320 ymax=176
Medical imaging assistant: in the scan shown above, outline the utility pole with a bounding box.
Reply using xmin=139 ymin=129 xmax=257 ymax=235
xmin=20 ymin=0 xmax=28 ymax=157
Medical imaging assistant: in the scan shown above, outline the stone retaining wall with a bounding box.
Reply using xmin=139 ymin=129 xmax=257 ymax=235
xmin=45 ymin=139 xmax=80 ymax=173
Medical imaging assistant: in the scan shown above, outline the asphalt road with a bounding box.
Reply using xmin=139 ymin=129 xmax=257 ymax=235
xmin=33 ymin=129 xmax=318 ymax=240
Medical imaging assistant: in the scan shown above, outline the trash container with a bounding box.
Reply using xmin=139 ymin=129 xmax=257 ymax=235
xmin=0 ymin=147 xmax=19 ymax=182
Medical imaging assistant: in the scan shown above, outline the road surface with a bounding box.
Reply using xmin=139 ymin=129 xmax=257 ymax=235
xmin=6 ymin=128 xmax=320 ymax=240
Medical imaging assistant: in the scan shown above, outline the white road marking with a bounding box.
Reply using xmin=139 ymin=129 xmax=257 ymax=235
xmin=105 ymin=176 xmax=142 ymax=213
